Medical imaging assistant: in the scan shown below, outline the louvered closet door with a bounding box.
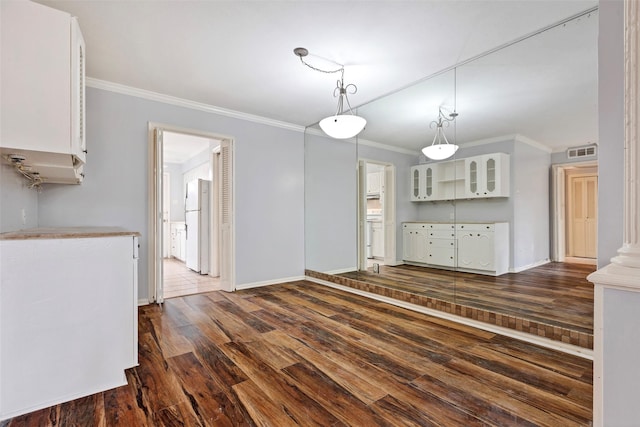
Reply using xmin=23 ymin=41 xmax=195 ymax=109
xmin=219 ymin=139 xmax=234 ymax=291
xmin=568 ymin=175 xmax=598 ymax=258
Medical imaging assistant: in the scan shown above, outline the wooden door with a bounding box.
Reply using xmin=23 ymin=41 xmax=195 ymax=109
xmin=567 ymin=174 xmax=598 ymax=258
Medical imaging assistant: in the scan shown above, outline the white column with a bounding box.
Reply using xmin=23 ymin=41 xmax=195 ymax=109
xmin=588 ymin=1 xmax=640 ymax=425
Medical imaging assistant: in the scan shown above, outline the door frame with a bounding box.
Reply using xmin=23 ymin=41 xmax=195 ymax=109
xmin=551 ymin=160 xmax=597 ymax=262
xmin=147 ymin=122 xmax=236 ymax=303
xmin=357 ymin=159 xmax=397 ymax=271
xmin=566 ymin=171 xmax=598 ymax=259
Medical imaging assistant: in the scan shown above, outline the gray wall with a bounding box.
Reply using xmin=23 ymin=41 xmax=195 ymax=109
xmin=304 ymin=132 xmax=358 ymax=273
xmin=597 ymin=0 xmax=624 ymax=268
xmin=512 ymin=142 xmax=550 ymax=269
xmin=0 ymin=163 xmax=38 ymax=232
xmin=36 ymin=87 xmax=305 ymax=300
xmin=598 ymin=0 xmax=630 ymax=425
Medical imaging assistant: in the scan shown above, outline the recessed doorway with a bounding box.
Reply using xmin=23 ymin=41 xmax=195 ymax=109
xmin=148 ymin=124 xmax=235 ymax=304
xmin=358 ymin=160 xmax=396 ymax=271
xmin=551 ymin=161 xmax=598 ymax=265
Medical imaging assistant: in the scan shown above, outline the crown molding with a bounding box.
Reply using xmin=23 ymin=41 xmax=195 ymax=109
xmin=460 ymin=133 xmax=553 ymax=153
xmin=86 ymin=78 xmax=305 ymax=133
xmin=303 ymin=127 xmax=419 ymax=156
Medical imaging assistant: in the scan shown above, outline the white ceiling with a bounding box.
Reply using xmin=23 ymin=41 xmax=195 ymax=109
xmin=36 ymin=0 xmax=598 ymax=152
xmin=163 ymin=131 xmax=219 ymax=164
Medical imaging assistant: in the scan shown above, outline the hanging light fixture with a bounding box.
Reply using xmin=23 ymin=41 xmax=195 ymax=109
xmin=422 ymin=107 xmax=459 ymax=160
xmin=294 ymin=47 xmax=366 ymax=139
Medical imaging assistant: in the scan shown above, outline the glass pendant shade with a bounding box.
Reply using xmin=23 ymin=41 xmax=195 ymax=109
xmin=422 ymin=143 xmax=458 ymax=160
xmin=422 ymin=110 xmax=458 ymax=160
xmin=319 ymin=114 xmax=367 ymax=139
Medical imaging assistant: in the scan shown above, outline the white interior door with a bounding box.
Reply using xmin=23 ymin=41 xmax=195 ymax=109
xmin=219 ymin=139 xmax=234 ymax=291
xmin=154 ymin=129 xmax=164 ymax=304
xmin=357 ymin=161 xmax=367 ymax=271
xmin=162 ymin=172 xmax=170 ymax=258
xmin=210 ymin=149 xmax=220 ymax=277
xmin=568 ymin=174 xmax=598 ymax=258
xmin=383 ymin=164 xmax=396 ymax=266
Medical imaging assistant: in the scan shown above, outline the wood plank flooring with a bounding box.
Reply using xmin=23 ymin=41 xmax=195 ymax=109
xmin=2 ymin=281 xmax=592 ymax=426
xmin=339 ymin=262 xmax=595 ymax=334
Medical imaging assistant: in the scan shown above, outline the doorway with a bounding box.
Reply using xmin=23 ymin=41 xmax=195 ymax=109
xmin=551 ymin=162 xmax=598 ymax=265
xmin=148 ymin=124 xmax=235 ymax=303
xmin=358 ymin=160 xmax=396 ymax=271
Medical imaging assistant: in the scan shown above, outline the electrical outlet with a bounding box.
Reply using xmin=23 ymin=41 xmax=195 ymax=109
xmin=21 ymin=208 xmax=27 ymax=225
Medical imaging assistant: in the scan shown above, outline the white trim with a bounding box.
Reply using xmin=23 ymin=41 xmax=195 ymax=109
xmin=357 ymin=137 xmax=419 ymax=156
xmin=325 ymin=267 xmax=358 ymax=275
xmin=235 ymin=275 xmax=306 ymax=290
xmin=304 ymin=126 xmax=419 ymax=156
xmin=509 ymin=259 xmax=550 ymax=273
xmin=459 ymin=133 xmax=553 ymax=153
xmin=306 ymin=276 xmax=593 ymax=360
xmin=137 ymin=298 xmax=150 ymax=306
xmin=87 ymin=78 xmax=305 ymax=133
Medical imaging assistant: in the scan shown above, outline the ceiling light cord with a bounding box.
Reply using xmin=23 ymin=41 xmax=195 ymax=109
xmin=294 ymin=46 xmax=366 ymax=139
xmin=294 ymin=50 xmax=359 ymax=118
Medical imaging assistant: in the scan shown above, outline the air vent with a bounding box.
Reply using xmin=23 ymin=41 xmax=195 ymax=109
xmin=567 ymin=145 xmax=597 ymax=159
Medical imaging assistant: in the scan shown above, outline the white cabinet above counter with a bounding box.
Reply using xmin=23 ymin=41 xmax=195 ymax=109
xmin=1 ymin=0 xmax=86 ymax=185
xmin=402 ymin=222 xmax=509 ymax=276
xmin=410 ymin=153 xmax=510 ymax=202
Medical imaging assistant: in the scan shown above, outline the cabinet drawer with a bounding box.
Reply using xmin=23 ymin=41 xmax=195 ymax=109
xmin=428 ymin=238 xmax=456 ymax=248
xmin=456 ymin=223 xmax=495 ymax=232
xmin=427 ymin=223 xmax=455 ymax=231
xmin=427 ymin=230 xmax=455 ymax=238
xmin=403 ymin=223 xmax=428 ymax=231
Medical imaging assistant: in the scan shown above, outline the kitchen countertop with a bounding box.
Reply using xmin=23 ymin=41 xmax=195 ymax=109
xmin=403 ymin=221 xmax=506 ymax=224
xmin=0 ymin=227 xmax=141 ymax=240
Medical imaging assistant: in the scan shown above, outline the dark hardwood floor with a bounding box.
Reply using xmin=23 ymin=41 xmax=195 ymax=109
xmin=340 ymin=262 xmax=595 ymax=334
xmin=2 ymin=281 xmax=592 ymax=426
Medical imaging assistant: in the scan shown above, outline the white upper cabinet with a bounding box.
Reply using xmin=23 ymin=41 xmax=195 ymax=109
xmin=1 ymin=0 xmax=86 ymax=184
xmin=409 ymin=164 xmax=438 ymax=201
xmin=367 ymin=171 xmax=382 ymax=196
xmin=411 ymin=152 xmax=510 ymax=202
xmin=464 ymin=153 xmax=510 ymax=198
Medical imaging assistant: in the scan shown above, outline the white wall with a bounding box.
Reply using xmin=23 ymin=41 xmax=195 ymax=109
xmin=37 ymin=87 xmax=305 ymax=300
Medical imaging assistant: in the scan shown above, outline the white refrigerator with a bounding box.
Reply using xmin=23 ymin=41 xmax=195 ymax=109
xmin=185 ymin=179 xmax=210 ymax=274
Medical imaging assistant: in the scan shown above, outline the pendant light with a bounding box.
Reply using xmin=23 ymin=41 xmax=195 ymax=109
xmin=422 ymin=108 xmax=459 ymax=160
xmin=294 ymin=47 xmax=366 ymax=139
xmin=422 ymin=67 xmax=459 ymax=160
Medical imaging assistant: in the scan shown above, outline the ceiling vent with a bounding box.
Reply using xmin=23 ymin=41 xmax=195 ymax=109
xmin=567 ymin=145 xmax=597 ymax=159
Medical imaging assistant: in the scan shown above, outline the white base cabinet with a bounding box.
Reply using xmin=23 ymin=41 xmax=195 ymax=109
xmin=403 ymin=222 xmax=509 ymax=275
xmin=170 ymin=221 xmax=186 ymax=261
xmin=0 ymin=230 xmax=139 ymax=421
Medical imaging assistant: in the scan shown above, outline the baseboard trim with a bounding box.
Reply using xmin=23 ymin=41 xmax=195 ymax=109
xmin=510 ymin=259 xmax=551 ymax=273
xmin=137 ymin=298 xmax=150 ymax=306
xmin=236 ymin=275 xmax=306 ymax=290
xmin=325 ymin=267 xmax=358 ymax=275
xmin=306 ymin=275 xmax=593 ymax=360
